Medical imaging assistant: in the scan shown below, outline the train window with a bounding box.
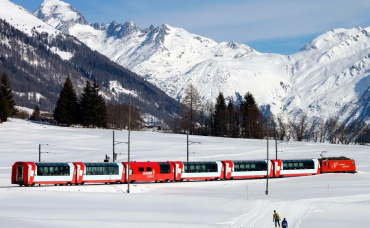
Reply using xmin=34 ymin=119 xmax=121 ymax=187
xmin=84 ymin=163 xmax=119 ymax=175
xmin=183 ymin=162 xmax=217 ymax=173
xmin=146 ymin=167 xmax=152 ymax=172
xmin=184 ymin=164 xmax=189 ymax=173
xmin=36 ymin=163 xmax=70 ymax=176
xmin=281 ymin=160 xmax=314 ymax=170
xmin=159 ymin=163 xmax=171 ymax=174
xmin=139 ymin=167 xmax=144 ymax=172
xmin=232 ymin=161 xmax=266 ymax=172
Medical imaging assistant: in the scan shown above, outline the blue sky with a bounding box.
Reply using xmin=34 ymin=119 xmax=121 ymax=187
xmin=12 ymin=0 xmax=370 ymax=55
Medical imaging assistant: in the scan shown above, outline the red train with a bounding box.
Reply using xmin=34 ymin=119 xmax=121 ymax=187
xmin=11 ymin=157 xmax=356 ymax=186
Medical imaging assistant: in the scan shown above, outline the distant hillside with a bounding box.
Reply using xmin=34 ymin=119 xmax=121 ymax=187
xmin=0 ymin=0 xmax=180 ymax=121
xmin=35 ymin=0 xmax=370 ymax=124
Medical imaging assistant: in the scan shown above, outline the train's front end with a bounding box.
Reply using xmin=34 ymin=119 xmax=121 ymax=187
xmin=11 ymin=162 xmax=36 ymax=186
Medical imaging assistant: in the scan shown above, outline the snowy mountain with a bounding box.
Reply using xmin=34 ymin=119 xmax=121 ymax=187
xmin=0 ymin=0 xmax=180 ymax=120
xmin=33 ymin=0 xmax=88 ymax=34
xmin=34 ymin=0 xmax=370 ymax=124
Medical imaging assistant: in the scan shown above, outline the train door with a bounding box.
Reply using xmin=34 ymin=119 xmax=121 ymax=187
xmin=16 ymin=165 xmax=23 ymax=183
xmin=271 ymin=160 xmax=282 ymax=177
xmin=225 ymin=163 xmax=229 ymax=179
xmin=222 ymin=161 xmax=232 ymax=179
xmin=323 ymin=161 xmax=329 ymax=172
xmin=173 ymin=162 xmax=182 ymax=181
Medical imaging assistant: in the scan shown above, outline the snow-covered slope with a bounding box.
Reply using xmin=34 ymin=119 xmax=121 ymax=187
xmin=34 ymin=0 xmax=370 ymax=123
xmin=286 ymin=27 xmax=370 ymax=123
xmin=1 ymin=120 xmax=370 ymax=227
xmin=33 ymin=0 xmax=88 ymax=33
xmin=0 ymin=0 xmax=180 ymax=120
xmin=0 ymin=0 xmax=60 ymax=36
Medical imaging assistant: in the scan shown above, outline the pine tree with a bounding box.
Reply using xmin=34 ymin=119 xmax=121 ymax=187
xmin=0 ymin=90 xmax=10 ymax=122
xmin=213 ymin=92 xmax=227 ymax=136
xmin=80 ymin=80 xmax=94 ymax=127
xmin=53 ymin=76 xmax=79 ymax=127
xmin=30 ymin=105 xmax=41 ymax=121
xmin=0 ymin=72 xmax=18 ymax=116
xmin=92 ymin=80 xmax=108 ymax=128
xmin=240 ymin=92 xmax=262 ymax=138
xmin=80 ymin=79 xmax=108 ymax=128
xmin=226 ymin=100 xmax=237 ymax=137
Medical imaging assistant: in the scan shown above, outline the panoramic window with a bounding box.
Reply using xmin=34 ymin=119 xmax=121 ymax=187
xmin=36 ymin=163 xmax=70 ymax=176
xmin=84 ymin=163 xmax=119 ymax=175
xmin=183 ymin=162 xmax=218 ymax=173
xmin=282 ymin=160 xmax=315 ymax=170
xmin=232 ymin=161 xmax=267 ymax=172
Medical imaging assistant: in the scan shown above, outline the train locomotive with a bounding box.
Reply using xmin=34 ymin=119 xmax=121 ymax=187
xmin=11 ymin=157 xmax=356 ymax=187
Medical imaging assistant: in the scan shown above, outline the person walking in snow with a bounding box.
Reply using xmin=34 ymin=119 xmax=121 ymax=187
xmin=282 ymin=218 xmax=288 ymax=228
xmin=273 ymin=210 xmax=281 ymax=228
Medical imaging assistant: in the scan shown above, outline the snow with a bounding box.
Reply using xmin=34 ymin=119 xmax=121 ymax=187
xmin=0 ymin=120 xmax=369 ymax=227
xmin=109 ymin=80 xmax=138 ymax=97
xmin=0 ymin=0 xmax=60 ymax=36
xmin=33 ymin=0 xmax=370 ymax=123
xmin=39 ymin=0 xmax=80 ymax=25
xmin=15 ymin=92 xmax=46 ymax=102
xmin=50 ymin=47 xmax=73 ymax=60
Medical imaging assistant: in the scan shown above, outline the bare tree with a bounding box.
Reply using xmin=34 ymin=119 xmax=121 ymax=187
xmin=319 ymin=120 xmax=326 ymax=143
xmin=325 ymin=118 xmax=339 ymax=144
xmin=290 ymin=113 xmax=308 ymax=141
xmin=180 ymin=84 xmax=202 ymax=134
xmin=276 ymin=113 xmax=288 ymax=140
xmin=306 ymin=119 xmax=319 ymax=142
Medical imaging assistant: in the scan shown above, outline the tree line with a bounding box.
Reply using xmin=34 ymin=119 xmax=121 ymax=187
xmin=0 ymin=72 xmax=18 ymax=122
xmin=171 ymin=84 xmax=370 ymax=145
xmin=51 ymin=76 xmax=143 ymax=130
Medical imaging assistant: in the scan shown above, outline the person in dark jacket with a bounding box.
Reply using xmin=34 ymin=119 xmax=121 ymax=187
xmin=282 ymin=218 xmax=288 ymax=228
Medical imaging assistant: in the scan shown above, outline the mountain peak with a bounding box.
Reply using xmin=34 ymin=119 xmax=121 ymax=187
xmin=33 ymin=0 xmax=88 ymax=34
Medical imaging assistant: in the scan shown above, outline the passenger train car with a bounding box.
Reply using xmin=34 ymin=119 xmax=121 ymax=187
xmin=11 ymin=157 xmax=356 ymax=187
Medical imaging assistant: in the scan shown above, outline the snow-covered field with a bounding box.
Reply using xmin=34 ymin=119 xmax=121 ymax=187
xmin=0 ymin=119 xmax=369 ymax=227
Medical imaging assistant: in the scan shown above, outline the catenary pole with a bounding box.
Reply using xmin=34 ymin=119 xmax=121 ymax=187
xmin=187 ymin=131 xmax=189 ymax=162
xmin=276 ymin=133 xmax=278 ymax=160
xmin=127 ymin=95 xmax=131 ymax=193
xmin=113 ymin=131 xmax=115 ymax=162
xmin=266 ymin=125 xmax=269 ymax=195
xmin=39 ymin=144 xmax=41 ymax=162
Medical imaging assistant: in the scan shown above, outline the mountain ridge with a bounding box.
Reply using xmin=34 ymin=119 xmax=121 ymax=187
xmin=20 ymin=0 xmax=370 ymax=124
xmin=0 ymin=0 xmax=180 ymax=121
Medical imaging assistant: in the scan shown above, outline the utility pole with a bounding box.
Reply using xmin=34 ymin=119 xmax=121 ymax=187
xmin=38 ymin=144 xmax=49 ymax=162
xmin=127 ymin=95 xmax=131 ymax=193
xmin=186 ymin=131 xmax=201 ymax=162
xmin=113 ymin=131 xmax=128 ymax=163
xmin=276 ymin=133 xmax=278 ymax=160
xmin=113 ymin=131 xmax=115 ymax=162
xmin=187 ymin=131 xmax=189 ymax=162
xmin=265 ymin=125 xmax=269 ymax=196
